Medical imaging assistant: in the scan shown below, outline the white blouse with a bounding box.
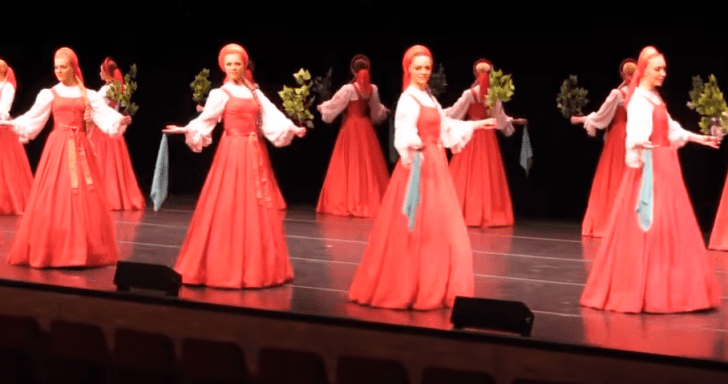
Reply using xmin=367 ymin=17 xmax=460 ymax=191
xmin=443 ymin=85 xmax=515 ymax=137
xmin=11 ymin=83 xmax=127 ymax=143
xmin=318 ymin=83 xmax=388 ymax=124
xmin=183 ymin=82 xmax=298 ymax=152
xmin=0 ymin=81 xmax=15 ymax=120
xmin=625 ymin=87 xmax=698 ymax=168
xmin=583 ymin=87 xmax=625 ymax=136
xmin=98 ymin=84 xmax=120 ymax=111
xmin=394 ymin=86 xmax=479 ymax=163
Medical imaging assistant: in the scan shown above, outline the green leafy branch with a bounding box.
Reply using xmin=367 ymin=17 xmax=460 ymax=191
xmin=687 ymin=75 xmax=728 ymax=134
xmin=278 ymin=68 xmax=318 ymax=128
xmin=429 ymin=63 xmax=447 ymax=97
xmin=106 ymin=64 xmax=139 ymax=116
xmin=556 ymin=75 xmax=589 ymax=119
xmin=310 ymin=67 xmax=333 ymax=102
xmin=190 ymin=68 xmax=212 ymax=104
xmin=485 ymin=69 xmax=515 ymax=115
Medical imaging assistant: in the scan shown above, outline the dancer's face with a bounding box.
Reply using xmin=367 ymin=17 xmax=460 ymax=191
xmin=643 ymin=55 xmax=666 ymax=89
xmin=224 ymin=53 xmax=245 ymax=84
xmin=54 ymin=57 xmax=74 ymax=84
xmin=475 ymin=62 xmax=491 ymax=75
xmin=409 ymin=55 xmax=432 ymax=90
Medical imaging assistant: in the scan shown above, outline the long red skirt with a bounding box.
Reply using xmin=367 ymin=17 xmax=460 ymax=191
xmin=349 ymin=144 xmax=474 ymax=310
xmin=0 ymin=127 xmax=33 ymax=215
xmin=89 ymin=129 xmax=145 ymax=210
xmin=580 ymin=148 xmax=720 ymax=313
xmin=173 ymin=133 xmax=292 ymax=288
xmin=8 ymin=128 xmax=118 ymax=267
xmin=449 ymin=129 xmax=513 ymax=227
xmin=317 ymin=114 xmax=389 ymax=217
xmin=581 ymin=122 xmax=627 ymax=237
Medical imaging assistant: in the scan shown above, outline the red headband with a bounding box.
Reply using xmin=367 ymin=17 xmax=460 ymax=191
xmin=402 ymin=45 xmax=432 ymax=91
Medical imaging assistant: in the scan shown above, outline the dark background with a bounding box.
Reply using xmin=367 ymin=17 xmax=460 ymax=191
xmin=2 ymin=3 xmax=727 ymax=233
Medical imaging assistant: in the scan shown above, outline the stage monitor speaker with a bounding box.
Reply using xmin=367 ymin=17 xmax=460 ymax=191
xmin=450 ymin=297 xmax=534 ymax=336
xmin=113 ymin=261 xmax=182 ymax=297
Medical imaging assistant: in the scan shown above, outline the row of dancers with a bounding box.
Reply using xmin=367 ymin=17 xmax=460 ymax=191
xmin=0 ymin=44 xmax=723 ymax=314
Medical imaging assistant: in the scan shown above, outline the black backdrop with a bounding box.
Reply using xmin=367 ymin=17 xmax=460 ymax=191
xmin=2 ymin=2 xmax=727 ymax=233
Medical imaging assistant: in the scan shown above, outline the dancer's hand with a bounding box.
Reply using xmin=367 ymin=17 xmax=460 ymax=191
xmin=512 ymin=118 xmax=527 ymax=125
xmin=293 ymin=126 xmax=307 ymax=138
xmin=196 ymin=105 xmax=204 ymax=113
xmin=692 ymin=134 xmax=721 ymax=149
xmin=401 ymin=145 xmax=422 ymax=169
xmin=570 ymin=116 xmax=586 ymax=125
xmin=475 ymin=118 xmax=496 ymax=130
xmin=163 ymin=125 xmax=188 ymax=134
xmin=121 ymin=116 xmax=132 ymax=126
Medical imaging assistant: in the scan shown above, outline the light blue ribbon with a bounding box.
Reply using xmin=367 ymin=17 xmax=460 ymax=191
xmin=150 ymin=133 xmax=169 ymax=211
xmin=636 ymin=149 xmax=654 ymax=231
xmin=402 ymin=152 xmax=422 ymax=232
xmin=520 ymin=124 xmax=533 ymax=176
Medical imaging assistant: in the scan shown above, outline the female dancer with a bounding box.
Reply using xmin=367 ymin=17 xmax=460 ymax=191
xmin=4 ymin=47 xmax=131 ymax=267
xmin=572 ymin=59 xmax=636 ymax=237
xmin=0 ymin=59 xmax=33 ymax=215
xmin=580 ymin=46 xmax=721 ymax=313
xmin=348 ymin=45 xmax=496 ymax=310
xmin=316 ymin=54 xmax=390 ymax=217
xmin=444 ymin=59 xmax=526 ymax=227
xmin=163 ymin=43 xmax=305 ymax=288
xmin=89 ymin=57 xmax=145 ymax=210
xmin=195 ymin=58 xmax=287 ymax=210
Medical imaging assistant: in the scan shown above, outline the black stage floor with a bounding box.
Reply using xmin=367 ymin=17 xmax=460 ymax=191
xmin=2 ymin=198 xmax=728 ymax=365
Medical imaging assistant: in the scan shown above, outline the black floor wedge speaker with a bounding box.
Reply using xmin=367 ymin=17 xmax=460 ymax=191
xmin=113 ymin=261 xmax=182 ymax=297
xmin=450 ymin=297 xmax=535 ymax=336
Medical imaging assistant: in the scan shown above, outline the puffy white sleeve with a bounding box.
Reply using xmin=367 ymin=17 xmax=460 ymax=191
xmin=583 ymin=89 xmax=622 ymax=136
xmin=183 ymin=88 xmax=227 ymax=152
xmin=625 ymin=95 xmax=653 ymax=168
xmin=443 ymin=89 xmax=473 ymax=120
xmin=98 ymin=85 xmax=112 ymax=106
xmin=439 ymin=100 xmax=477 ymax=153
xmin=493 ymin=101 xmax=515 ymax=137
xmin=369 ymin=84 xmax=388 ymax=124
xmin=318 ymin=84 xmax=355 ymax=123
xmin=12 ymin=89 xmax=54 ymax=143
xmin=667 ymin=113 xmax=699 ymax=148
xmin=88 ymin=90 xmax=127 ymax=136
xmin=393 ymin=95 xmax=422 ymax=163
xmin=0 ymin=83 xmax=15 ymax=119
xmin=257 ymin=89 xmax=297 ymax=147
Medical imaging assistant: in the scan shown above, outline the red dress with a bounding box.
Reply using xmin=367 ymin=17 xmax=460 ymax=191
xmin=88 ymin=125 xmax=145 ymax=210
xmin=8 ymin=90 xmax=118 ymax=267
xmin=708 ymin=172 xmax=728 ymax=250
xmin=581 ymin=88 xmax=628 ymax=237
xmin=0 ymin=126 xmax=33 ymax=215
xmin=580 ymin=99 xmax=720 ymax=313
xmin=258 ymin=138 xmax=287 ymax=210
xmin=173 ymin=90 xmax=292 ymax=288
xmin=316 ymin=85 xmax=389 ymax=217
xmin=349 ymin=96 xmax=474 ymax=310
xmin=449 ymin=88 xmax=513 ymax=227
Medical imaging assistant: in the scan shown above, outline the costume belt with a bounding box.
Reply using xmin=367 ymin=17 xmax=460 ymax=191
xmin=59 ymin=125 xmax=94 ymax=192
xmin=226 ymin=130 xmax=273 ymax=208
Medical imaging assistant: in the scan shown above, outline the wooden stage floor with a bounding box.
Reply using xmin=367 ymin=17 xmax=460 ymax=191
xmin=2 ymin=198 xmax=728 ymax=366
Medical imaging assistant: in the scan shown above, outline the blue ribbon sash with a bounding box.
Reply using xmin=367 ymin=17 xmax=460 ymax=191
xmin=636 ymin=149 xmax=654 ymax=231
xmin=402 ymin=152 xmax=422 ymax=232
